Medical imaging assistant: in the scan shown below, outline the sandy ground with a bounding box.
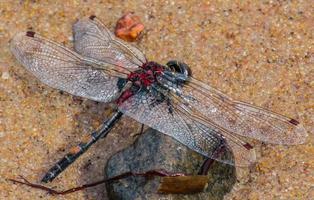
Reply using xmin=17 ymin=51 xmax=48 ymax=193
xmin=0 ymin=0 xmax=313 ymax=200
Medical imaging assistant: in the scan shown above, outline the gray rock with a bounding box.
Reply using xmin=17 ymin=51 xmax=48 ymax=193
xmin=105 ymin=128 xmax=236 ymax=200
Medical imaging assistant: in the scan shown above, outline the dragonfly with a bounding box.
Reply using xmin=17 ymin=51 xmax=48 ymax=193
xmin=10 ymin=15 xmax=308 ymax=184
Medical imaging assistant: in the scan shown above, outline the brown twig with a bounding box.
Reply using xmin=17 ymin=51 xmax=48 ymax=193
xmin=7 ymin=169 xmax=186 ymax=195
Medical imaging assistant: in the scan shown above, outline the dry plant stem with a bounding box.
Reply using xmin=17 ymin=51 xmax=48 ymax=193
xmin=8 ymin=170 xmax=186 ymax=195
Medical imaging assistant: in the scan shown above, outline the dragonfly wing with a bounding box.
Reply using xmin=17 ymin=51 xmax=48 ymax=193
xmin=118 ymin=88 xmax=256 ymax=167
xmin=178 ymin=77 xmax=308 ymax=145
xmin=10 ymin=32 xmax=126 ymax=102
xmin=73 ymin=16 xmax=146 ymax=69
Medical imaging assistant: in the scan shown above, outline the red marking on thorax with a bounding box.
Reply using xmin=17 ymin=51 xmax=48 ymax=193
xmin=127 ymin=62 xmax=165 ymax=87
xmin=117 ymin=62 xmax=165 ymax=106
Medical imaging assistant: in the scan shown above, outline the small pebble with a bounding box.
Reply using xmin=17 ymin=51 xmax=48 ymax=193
xmin=115 ymin=12 xmax=144 ymax=42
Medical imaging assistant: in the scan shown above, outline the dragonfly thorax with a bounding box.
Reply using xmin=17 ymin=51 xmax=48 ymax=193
xmin=127 ymin=61 xmax=165 ymax=88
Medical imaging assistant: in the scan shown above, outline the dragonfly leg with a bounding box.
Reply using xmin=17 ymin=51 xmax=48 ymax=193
xmin=8 ymin=170 xmax=185 ymax=195
xmin=131 ymin=124 xmax=145 ymax=138
xmin=198 ymin=145 xmax=226 ymax=175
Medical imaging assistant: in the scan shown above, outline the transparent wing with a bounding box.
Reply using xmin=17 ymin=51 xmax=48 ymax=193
xmin=10 ymin=31 xmax=129 ymax=102
xmin=118 ymin=88 xmax=256 ymax=167
xmin=175 ymin=77 xmax=308 ymax=145
xmin=73 ymin=15 xmax=146 ymax=69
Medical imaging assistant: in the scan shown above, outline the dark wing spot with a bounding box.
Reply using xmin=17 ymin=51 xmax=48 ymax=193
xmin=289 ymin=118 xmax=299 ymax=126
xmin=243 ymin=143 xmax=253 ymax=150
xmin=89 ymin=15 xmax=96 ymax=20
xmin=26 ymin=31 xmax=35 ymax=37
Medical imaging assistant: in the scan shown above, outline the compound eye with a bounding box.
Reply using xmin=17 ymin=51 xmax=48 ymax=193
xmin=166 ymin=60 xmax=181 ymax=73
xmin=166 ymin=60 xmax=192 ymax=77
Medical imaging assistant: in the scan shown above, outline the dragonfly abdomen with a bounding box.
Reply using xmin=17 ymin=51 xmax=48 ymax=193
xmin=41 ymin=111 xmax=123 ymax=183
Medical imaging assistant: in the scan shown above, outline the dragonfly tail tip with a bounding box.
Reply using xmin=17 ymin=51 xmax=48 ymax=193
xmin=41 ymin=174 xmax=52 ymax=183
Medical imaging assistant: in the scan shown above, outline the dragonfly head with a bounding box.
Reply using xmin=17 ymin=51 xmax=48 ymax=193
xmin=166 ymin=60 xmax=192 ymax=83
